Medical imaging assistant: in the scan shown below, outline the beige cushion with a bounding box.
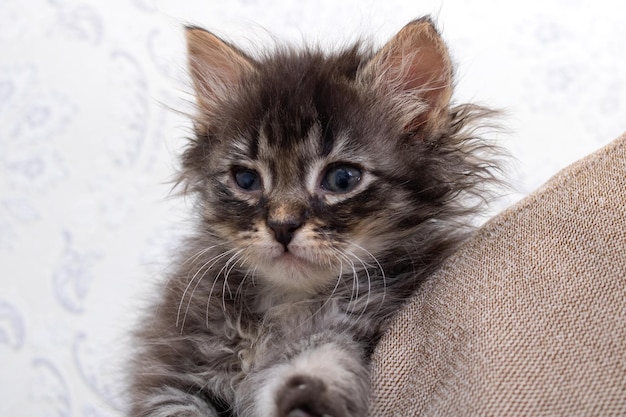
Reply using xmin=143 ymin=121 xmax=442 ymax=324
xmin=371 ymin=132 xmax=626 ymax=416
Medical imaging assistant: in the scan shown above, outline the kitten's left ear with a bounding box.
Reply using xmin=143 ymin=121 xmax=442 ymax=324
xmin=359 ymin=17 xmax=453 ymax=135
xmin=185 ymin=26 xmax=256 ymax=115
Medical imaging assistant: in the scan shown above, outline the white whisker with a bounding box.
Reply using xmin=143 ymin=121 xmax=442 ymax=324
xmin=221 ymin=249 xmax=245 ymax=312
xmin=344 ymin=241 xmax=386 ymax=288
xmin=176 ymin=248 xmax=237 ymax=331
xmin=345 ymin=240 xmax=387 ymax=317
xmin=181 ymin=243 xmax=226 ymax=267
xmin=235 ymin=256 xmax=254 ymax=302
xmin=342 ymin=250 xmax=360 ymax=315
xmin=202 ymin=249 xmax=244 ymax=326
xmin=341 ymin=248 xmax=372 ymax=328
xmin=294 ymin=251 xmax=345 ymax=331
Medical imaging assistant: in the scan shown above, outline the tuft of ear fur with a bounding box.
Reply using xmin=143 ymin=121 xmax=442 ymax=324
xmin=185 ymin=26 xmax=256 ymax=116
xmin=359 ymin=17 xmax=452 ymax=135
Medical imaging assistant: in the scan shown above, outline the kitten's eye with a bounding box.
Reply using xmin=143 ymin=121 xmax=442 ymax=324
xmin=322 ymin=165 xmax=362 ymax=193
xmin=233 ymin=168 xmax=261 ymax=191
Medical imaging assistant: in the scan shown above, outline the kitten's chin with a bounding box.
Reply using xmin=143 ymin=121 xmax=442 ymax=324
xmin=257 ymin=252 xmax=337 ymax=295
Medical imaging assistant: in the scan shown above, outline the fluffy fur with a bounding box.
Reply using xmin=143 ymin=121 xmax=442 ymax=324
xmin=128 ymin=17 xmax=502 ymax=417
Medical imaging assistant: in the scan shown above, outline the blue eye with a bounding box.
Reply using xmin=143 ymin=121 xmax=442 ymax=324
xmin=233 ymin=168 xmax=261 ymax=191
xmin=322 ymin=165 xmax=362 ymax=193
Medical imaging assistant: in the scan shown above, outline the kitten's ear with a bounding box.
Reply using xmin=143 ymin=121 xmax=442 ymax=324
xmin=360 ymin=17 xmax=452 ymax=134
xmin=185 ymin=27 xmax=256 ymax=114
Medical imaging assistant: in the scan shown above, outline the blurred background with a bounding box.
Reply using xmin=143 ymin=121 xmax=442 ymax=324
xmin=1 ymin=0 xmax=624 ymax=416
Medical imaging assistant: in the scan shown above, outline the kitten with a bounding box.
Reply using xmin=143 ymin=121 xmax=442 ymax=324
xmin=129 ymin=17 xmax=500 ymax=417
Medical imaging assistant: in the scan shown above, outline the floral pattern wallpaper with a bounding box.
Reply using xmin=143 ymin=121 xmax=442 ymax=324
xmin=0 ymin=1 xmax=624 ymax=416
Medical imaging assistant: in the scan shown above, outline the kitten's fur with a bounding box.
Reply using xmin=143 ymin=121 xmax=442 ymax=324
xmin=129 ymin=17 xmax=500 ymax=417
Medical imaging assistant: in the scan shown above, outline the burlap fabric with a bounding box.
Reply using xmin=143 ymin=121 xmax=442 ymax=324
xmin=371 ymin=132 xmax=626 ymax=416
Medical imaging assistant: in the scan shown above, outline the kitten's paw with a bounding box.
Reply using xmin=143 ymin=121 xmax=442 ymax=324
xmin=276 ymin=375 xmax=357 ymax=417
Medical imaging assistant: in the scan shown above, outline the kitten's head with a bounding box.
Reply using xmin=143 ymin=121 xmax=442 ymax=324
xmin=180 ymin=18 xmax=497 ymax=295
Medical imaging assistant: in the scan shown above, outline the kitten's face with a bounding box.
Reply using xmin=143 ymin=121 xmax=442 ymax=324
xmin=184 ymin=21 xmax=455 ymax=294
xmin=197 ymin=75 xmax=404 ymax=293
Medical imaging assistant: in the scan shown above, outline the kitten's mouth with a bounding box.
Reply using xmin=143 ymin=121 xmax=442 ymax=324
xmin=276 ymin=250 xmax=306 ymax=265
xmin=274 ymin=248 xmax=322 ymax=270
xmin=256 ymin=245 xmax=337 ymax=292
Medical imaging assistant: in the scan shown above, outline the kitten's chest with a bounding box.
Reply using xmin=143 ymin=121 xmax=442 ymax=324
xmin=233 ymin=300 xmax=346 ymax=372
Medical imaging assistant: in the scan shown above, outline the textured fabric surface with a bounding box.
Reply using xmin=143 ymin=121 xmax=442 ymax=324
xmin=371 ymin=132 xmax=626 ymax=416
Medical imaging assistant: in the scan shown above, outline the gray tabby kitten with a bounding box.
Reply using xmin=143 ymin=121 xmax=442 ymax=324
xmin=129 ymin=17 xmax=499 ymax=417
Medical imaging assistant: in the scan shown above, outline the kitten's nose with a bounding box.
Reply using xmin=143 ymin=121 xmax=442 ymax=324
xmin=268 ymin=220 xmax=302 ymax=248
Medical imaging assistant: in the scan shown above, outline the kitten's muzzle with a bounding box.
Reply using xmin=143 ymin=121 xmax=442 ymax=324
xmin=268 ymin=220 xmax=302 ymax=248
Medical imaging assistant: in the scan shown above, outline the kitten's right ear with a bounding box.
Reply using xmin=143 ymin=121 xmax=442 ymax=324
xmin=359 ymin=18 xmax=453 ymax=136
xmin=185 ymin=27 xmax=256 ymax=114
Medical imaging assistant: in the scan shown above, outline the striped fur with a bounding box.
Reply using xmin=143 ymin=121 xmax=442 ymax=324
xmin=128 ymin=17 xmax=503 ymax=417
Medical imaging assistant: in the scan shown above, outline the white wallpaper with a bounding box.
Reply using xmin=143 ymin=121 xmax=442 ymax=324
xmin=1 ymin=1 xmax=624 ymax=416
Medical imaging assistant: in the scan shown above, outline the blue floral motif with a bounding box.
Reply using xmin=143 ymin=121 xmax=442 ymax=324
xmin=53 ymin=231 xmax=101 ymax=314
xmin=105 ymin=51 xmax=149 ymax=168
xmin=0 ymin=301 xmax=25 ymax=350
xmin=50 ymin=2 xmax=105 ymax=44
xmin=73 ymin=332 xmax=126 ymax=412
xmin=30 ymin=358 xmax=72 ymax=417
